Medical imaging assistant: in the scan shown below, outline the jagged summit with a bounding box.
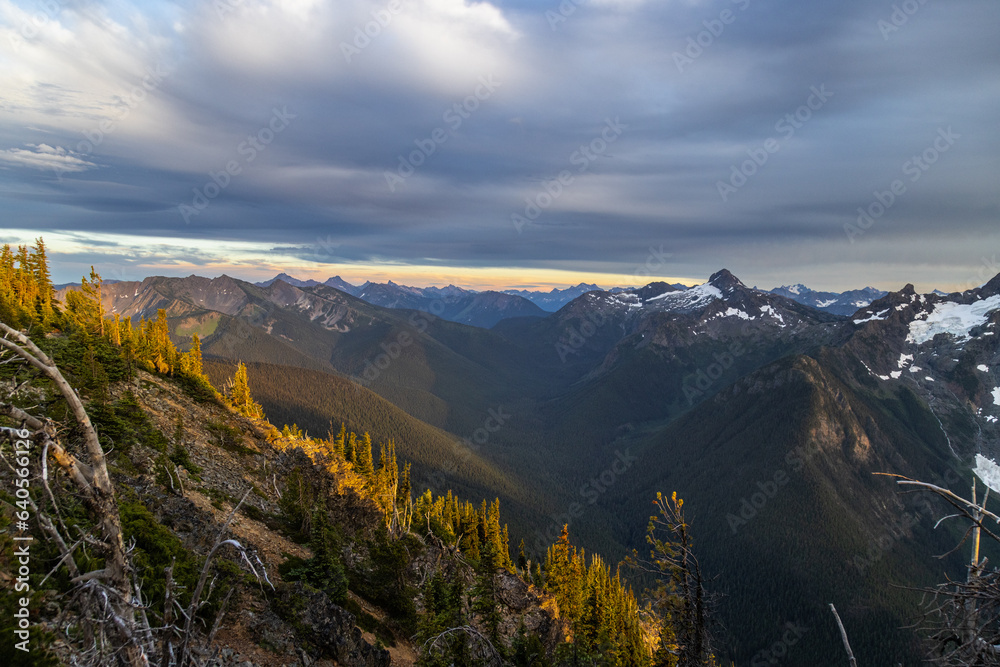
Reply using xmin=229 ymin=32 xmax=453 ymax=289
xmin=632 ymin=281 xmax=678 ymax=302
xmin=777 ymin=283 xmax=808 ymax=295
xmin=708 ymin=268 xmax=746 ymax=293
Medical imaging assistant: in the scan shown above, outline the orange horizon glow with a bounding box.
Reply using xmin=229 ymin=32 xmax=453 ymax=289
xmin=78 ymin=260 xmax=700 ymax=292
xmin=8 ymin=230 xmax=992 ymax=295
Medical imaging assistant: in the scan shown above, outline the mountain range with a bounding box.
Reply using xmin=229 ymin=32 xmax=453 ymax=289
xmin=250 ymin=273 xmax=888 ymax=319
xmin=769 ymin=283 xmax=888 ymax=316
xmin=57 ymin=268 xmax=1000 ymax=665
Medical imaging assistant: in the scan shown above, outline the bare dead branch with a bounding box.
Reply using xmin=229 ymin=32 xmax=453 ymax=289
xmin=829 ymin=603 xmax=858 ymax=667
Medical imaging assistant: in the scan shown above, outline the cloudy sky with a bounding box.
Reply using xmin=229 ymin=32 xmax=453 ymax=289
xmin=1 ymin=0 xmax=997 ymax=292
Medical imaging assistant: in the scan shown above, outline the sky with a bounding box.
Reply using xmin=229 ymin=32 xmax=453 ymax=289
xmin=0 ymin=0 xmax=998 ymax=293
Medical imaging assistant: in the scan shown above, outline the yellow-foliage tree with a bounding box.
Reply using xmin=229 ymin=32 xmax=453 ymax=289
xmin=225 ymin=361 xmax=265 ymax=419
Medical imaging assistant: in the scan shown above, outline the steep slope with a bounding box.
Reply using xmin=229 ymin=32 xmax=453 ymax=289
xmin=202 ymin=357 xmax=549 ymax=534
xmin=842 ymin=275 xmax=1000 ymax=457
xmin=501 ymin=270 xmax=847 ymax=451
xmin=7 ymin=356 xmax=570 ymax=666
xmin=615 ymin=352 xmax=970 ymax=666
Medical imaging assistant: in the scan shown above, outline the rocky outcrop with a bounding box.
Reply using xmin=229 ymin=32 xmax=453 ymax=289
xmin=276 ymin=583 xmax=391 ymax=667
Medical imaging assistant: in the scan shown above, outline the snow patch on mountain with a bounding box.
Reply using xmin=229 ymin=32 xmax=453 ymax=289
xmin=646 ymin=282 xmax=722 ymax=309
xmin=975 ymin=454 xmax=1000 ymax=494
xmin=906 ymin=294 xmax=1000 ymax=344
xmin=854 ymin=309 xmax=890 ymax=324
xmin=720 ymin=307 xmax=753 ymax=320
xmin=760 ymin=304 xmax=784 ymax=324
xmin=979 ymin=365 xmax=990 ymax=372
xmin=993 ymin=387 xmax=1000 ymax=406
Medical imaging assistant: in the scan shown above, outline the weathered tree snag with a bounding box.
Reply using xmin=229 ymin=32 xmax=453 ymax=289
xmin=884 ymin=472 xmax=1000 ymax=665
xmin=829 ymin=603 xmax=858 ymax=667
xmin=0 ymin=322 xmax=145 ymax=666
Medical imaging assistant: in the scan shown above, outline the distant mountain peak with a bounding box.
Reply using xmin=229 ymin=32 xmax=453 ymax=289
xmin=632 ymin=281 xmax=678 ymax=302
xmin=321 ymin=276 xmax=357 ymax=294
xmin=708 ymin=269 xmax=745 ymax=292
xmin=769 ymin=283 xmax=888 ymax=317
xmin=256 ymin=273 xmax=320 ymax=288
xmin=779 ymin=283 xmax=808 ymax=295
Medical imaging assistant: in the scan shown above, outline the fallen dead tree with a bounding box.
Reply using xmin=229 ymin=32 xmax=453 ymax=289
xmin=0 ymin=322 xmax=269 ymax=666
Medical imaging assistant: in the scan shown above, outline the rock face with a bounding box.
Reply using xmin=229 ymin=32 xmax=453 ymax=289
xmin=494 ymin=571 xmax=565 ymax=646
xmin=277 ymin=583 xmax=391 ymax=667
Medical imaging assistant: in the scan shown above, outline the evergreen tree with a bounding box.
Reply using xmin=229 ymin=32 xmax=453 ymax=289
xmin=398 ymin=462 xmax=411 ymax=504
xmin=183 ymin=333 xmax=203 ymax=377
xmin=630 ymin=492 xmax=715 ymax=667
xmin=354 ymin=432 xmax=374 ymax=480
xmin=226 ymin=361 xmax=265 ymax=419
xmin=345 ymin=432 xmax=356 ymax=464
xmin=501 ymin=524 xmax=513 ymax=572
xmin=546 ymin=525 xmax=585 ymax=628
xmin=110 ymin=313 xmax=123 ymax=347
xmin=0 ymin=244 xmax=14 ymax=305
xmin=64 ymin=267 xmax=105 ymax=335
xmin=288 ymin=508 xmax=348 ymax=604
xmin=471 ymin=547 xmax=503 ymax=644
xmin=30 ymin=238 xmax=54 ymax=322
xmin=511 ymin=619 xmax=550 ymax=667
xmin=329 ymin=423 xmax=347 ymax=458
